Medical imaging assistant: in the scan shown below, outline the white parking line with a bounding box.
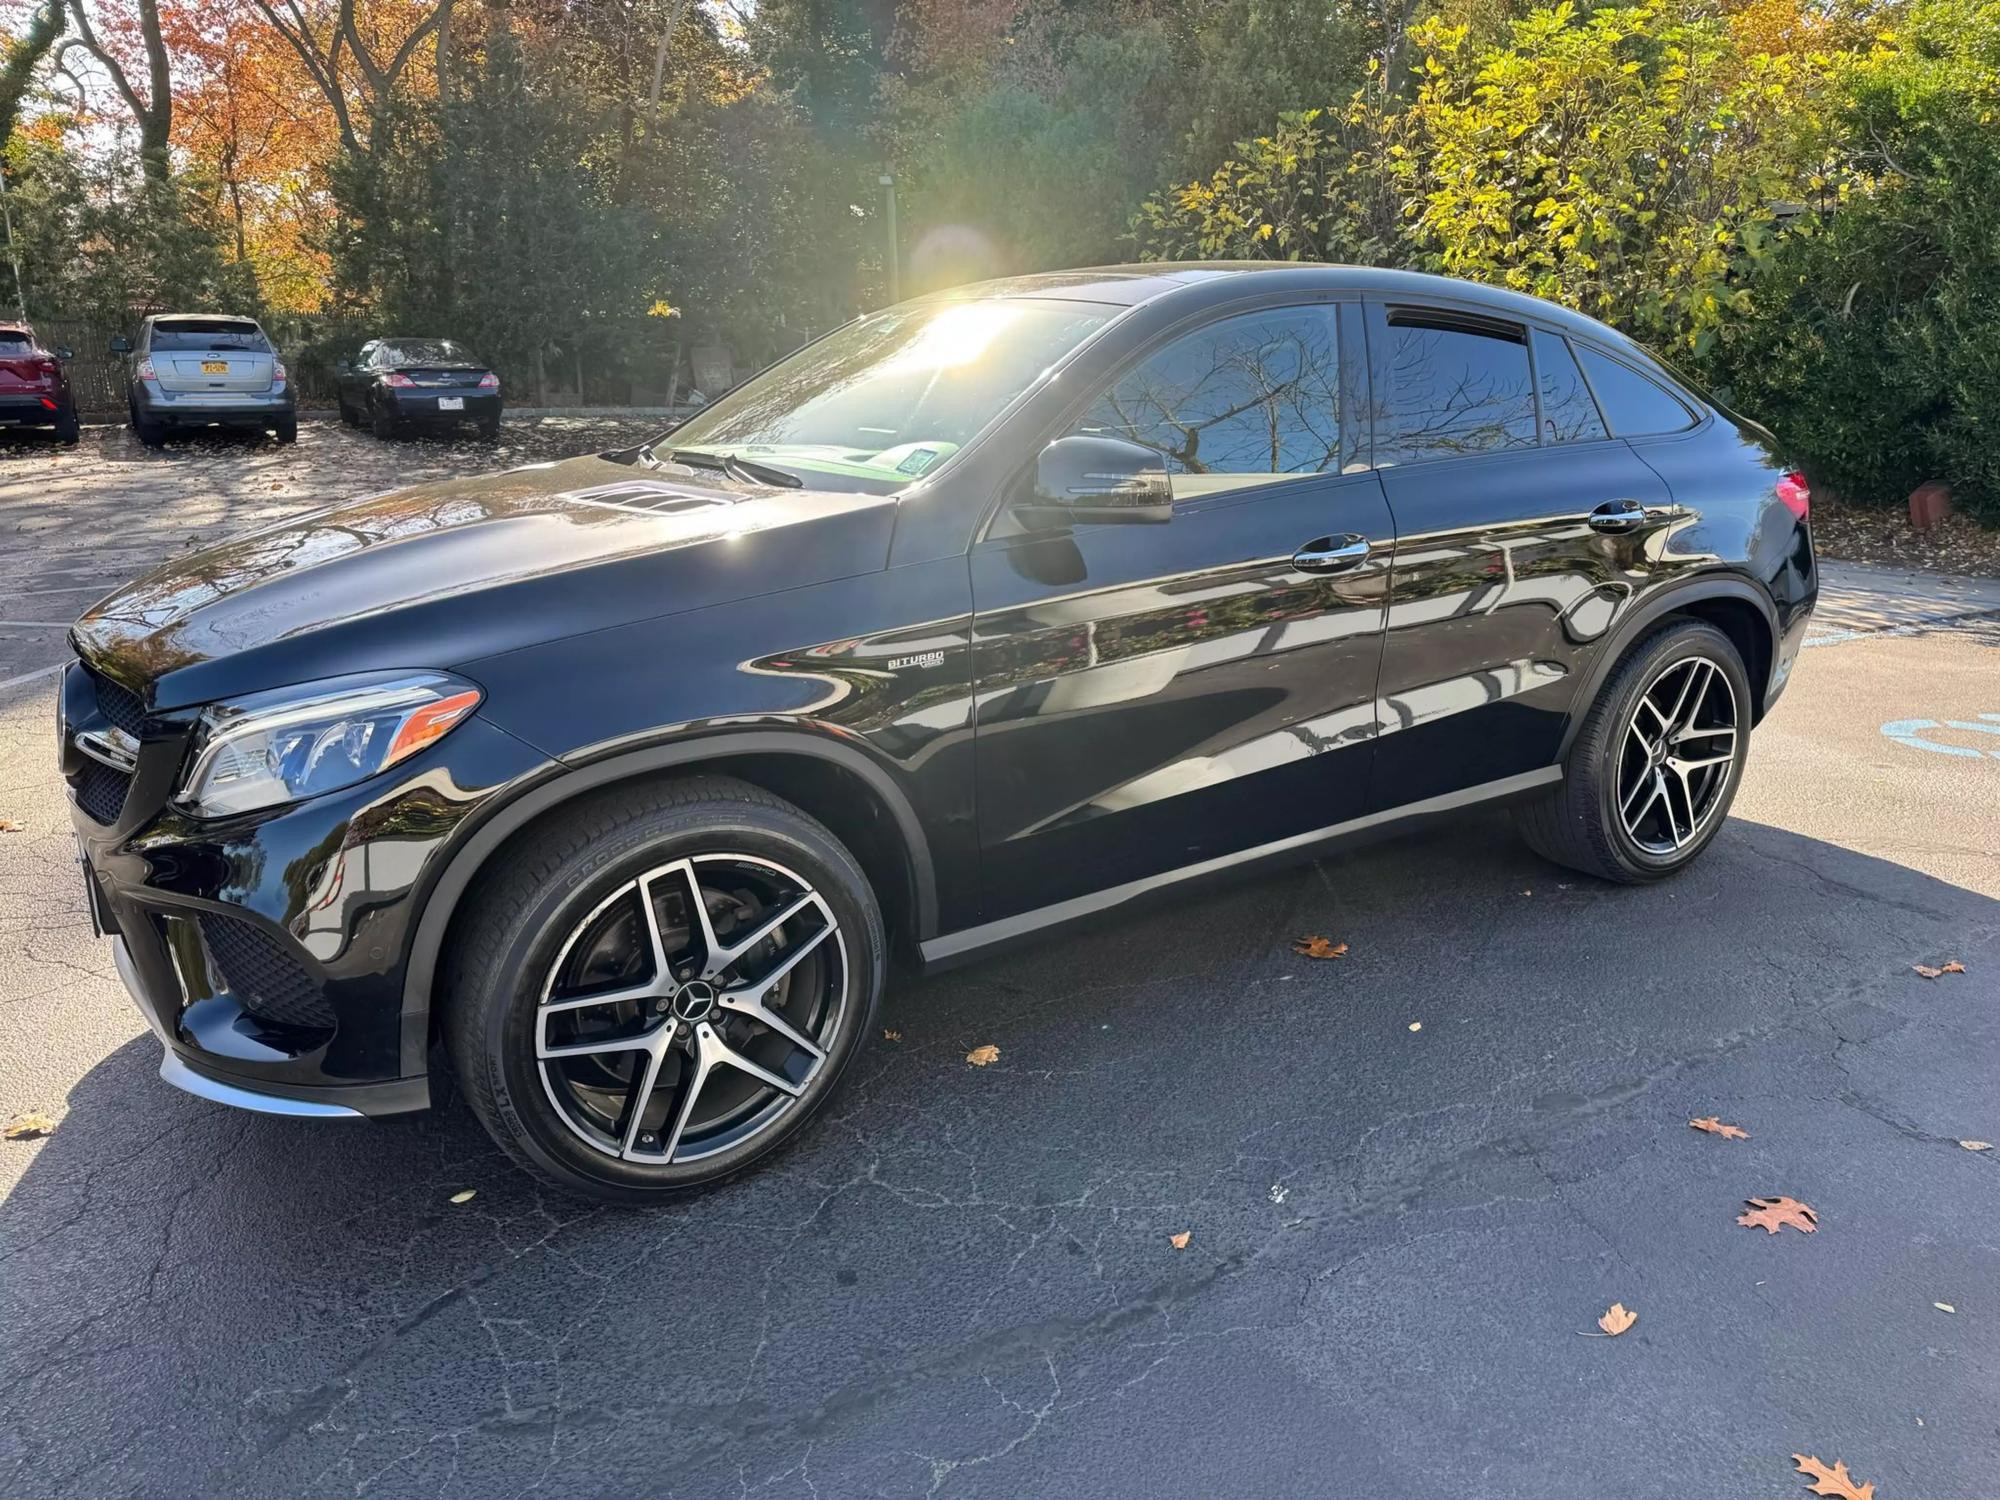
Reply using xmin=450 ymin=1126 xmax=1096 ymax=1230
xmin=0 ymin=661 xmax=65 ymax=692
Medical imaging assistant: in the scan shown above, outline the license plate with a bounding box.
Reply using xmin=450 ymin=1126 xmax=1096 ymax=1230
xmin=201 ymin=360 xmax=228 ymax=374
xmin=438 ymin=396 xmax=464 ymax=411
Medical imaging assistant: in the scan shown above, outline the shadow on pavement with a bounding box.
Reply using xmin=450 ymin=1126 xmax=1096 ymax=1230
xmin=2 ymin=814 xmax=1996 ymax=1498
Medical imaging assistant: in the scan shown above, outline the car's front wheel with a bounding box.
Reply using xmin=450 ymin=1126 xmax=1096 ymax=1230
xmin=1516 ymin=618 xmax=1752 ymax=882
xmin=443 ymin=777 xmax=885 ymax=1202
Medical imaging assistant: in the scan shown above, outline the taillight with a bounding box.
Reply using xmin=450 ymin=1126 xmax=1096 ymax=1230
xmin=271 ymin=358 xmax=288 ymax=389
xmin=384 ymin=372 xmax=415 ymax=388
xmin=1776 ymin=471 xmax=1810 ymax=520
xmin=477 ymin=371 xmax=499 ymax=390
xmin=135 ymin=357 xmax=157 ymax=381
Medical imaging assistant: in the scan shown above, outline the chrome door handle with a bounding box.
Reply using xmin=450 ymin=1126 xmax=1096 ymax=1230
xmin=1292 ymin=534 xmax=1371 ymax=574
xmin=1587 ymin=499 xmax=1647 ymax=533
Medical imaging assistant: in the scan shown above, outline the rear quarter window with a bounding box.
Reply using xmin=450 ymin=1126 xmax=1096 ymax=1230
xmin=1575 ymin=346 xmax=1695 ymax=436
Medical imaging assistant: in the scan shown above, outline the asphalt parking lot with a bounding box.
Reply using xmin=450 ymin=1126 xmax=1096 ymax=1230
xmin=2 ymin=420 xmax=1996 ymax=1499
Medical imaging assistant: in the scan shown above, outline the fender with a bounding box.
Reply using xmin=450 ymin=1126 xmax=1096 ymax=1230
xmin=395 ymin=727 xmax=940 ymax=1074
xmin=1556 ymin=573 xmax=1779 ymax=761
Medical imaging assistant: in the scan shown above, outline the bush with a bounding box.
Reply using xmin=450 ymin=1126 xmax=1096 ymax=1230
xmin=1701 ymin=0 xmax=2000 ymax=519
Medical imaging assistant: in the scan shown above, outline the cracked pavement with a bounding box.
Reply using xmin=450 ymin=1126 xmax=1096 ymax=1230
xmin=2 ymin=422 xmax=1997 ymax=1497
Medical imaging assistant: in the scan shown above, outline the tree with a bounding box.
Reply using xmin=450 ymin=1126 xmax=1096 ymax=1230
xmin=59 ymin=0 xmax=173 ymax=180
xmin=0 ymin=0 xmax=65 ymax=148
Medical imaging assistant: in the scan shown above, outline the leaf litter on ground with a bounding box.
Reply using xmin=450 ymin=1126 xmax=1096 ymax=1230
xmin=1739 ymin=1197 xmax=1818 ymax=1234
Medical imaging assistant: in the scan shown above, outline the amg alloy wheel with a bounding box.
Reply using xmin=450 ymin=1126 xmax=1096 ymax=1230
xmin=1516 ymin=619 xmax=1751 ymax=882
xmin=536 ymin=853 xmax=846 ymax=1166
xmin=1614 ymin=655 xmax=1739 ymax=856
xmin=444 ymin=777 xmax=884 ymax=1201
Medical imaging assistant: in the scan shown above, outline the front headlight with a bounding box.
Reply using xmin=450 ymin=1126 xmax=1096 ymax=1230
xmin=175 ymin=672 xmax=482 ymax=818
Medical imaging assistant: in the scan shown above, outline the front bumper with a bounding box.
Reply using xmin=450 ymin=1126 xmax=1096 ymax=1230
xmin=61 ymin=661 xmax=547 ymax=1119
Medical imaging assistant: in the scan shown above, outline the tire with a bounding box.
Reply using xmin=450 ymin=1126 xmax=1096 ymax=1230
xmin=130 ymin=401 xmax=166 ymax=448
xmin=273 ymin=417 xmax=297 ymax=444
xmin=53 ymin=405 xmax=79 ymax=445
xmin=477 ymin=415 xmax=500 ymax=441
xmin=370 ymin=402 xmax=395 ymax=440
xmin=442 ymin=775 xmax=886 ymax=1203
xmin=1516 ymin=619 xmax=1752 ymax=883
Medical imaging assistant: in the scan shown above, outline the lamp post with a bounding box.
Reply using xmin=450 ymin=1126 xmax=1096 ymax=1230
xmin=879 ymin=172 xmax=900 ymax=304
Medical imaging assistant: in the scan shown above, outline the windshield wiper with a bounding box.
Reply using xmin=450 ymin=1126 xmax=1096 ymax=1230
xmin=666 ymin=448 xmax=804 ymax=489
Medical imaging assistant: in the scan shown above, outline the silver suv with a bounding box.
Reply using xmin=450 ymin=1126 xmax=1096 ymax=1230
xmin=113 ymin=314 xmax=296 ymax=446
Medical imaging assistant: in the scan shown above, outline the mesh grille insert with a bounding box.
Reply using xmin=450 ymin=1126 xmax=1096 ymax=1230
xmin=199 ymin=912 xmax=335 ymax=1030
xmin=89 ymin=672 xmax=147 ymax=737
xmin=75 ymin=759 xmax=129 ymax=824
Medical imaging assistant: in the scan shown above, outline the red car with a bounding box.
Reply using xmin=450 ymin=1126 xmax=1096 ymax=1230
xmin=0 ymin=323 xmax=80 ymax=444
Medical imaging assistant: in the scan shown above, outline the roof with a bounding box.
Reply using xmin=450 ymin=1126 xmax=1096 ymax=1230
xmin=914 ymin=260 xmax=1639 ymax=353
xmin=144 ymin=312 xmax=264 ymax=323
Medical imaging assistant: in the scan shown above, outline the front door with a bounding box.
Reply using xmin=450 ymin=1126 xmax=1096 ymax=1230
xmin=1363 ymin=302 xmax=1675 ymax=809
xmin=969 ymin=301 xmax=1395 ymax=923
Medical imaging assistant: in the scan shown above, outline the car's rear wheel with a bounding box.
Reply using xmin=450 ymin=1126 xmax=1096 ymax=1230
xmin=370 ymin=402 xmax=395 ymax=440
xmin=477 ymin=415 xmax=500 ymax=441
xmin=54 ymin=405 xmax=79 ymax=445
xmin=443 ymin=776 xmax=885 ymax=1202
xmin=1516 ymin=619 xmax=1751 ymax=882
xmin=130 ymin=401 xmax=165 ymax=448
xmin=273 ymin=417 xmax=297 ymax=444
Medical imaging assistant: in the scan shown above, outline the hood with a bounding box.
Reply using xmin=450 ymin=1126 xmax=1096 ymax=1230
xmin=72 ymin=451 xmax=898 ymax=711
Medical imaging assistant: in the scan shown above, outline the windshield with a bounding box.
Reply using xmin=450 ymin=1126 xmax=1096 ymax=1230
xmin=151 ymin=320 xmax=270 ymax=353
xmin=383 ymin=339 xmax=479 ymax=365
xmin=655 ymin=298 xmax=1114 ymax=491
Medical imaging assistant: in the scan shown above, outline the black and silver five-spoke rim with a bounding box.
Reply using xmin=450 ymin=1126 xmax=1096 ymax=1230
xmin=1617 ymin=654 xmax=1740 ymax=856
xmin=537 ymin=853 xmax=847 ymax=1166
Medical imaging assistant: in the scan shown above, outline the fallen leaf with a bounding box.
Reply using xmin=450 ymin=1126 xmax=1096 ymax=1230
xmin=1597 ymin=1302 xmax=1637 ymax=1336
xmin=1934 ymin=1301 xmax=1956 ymax=1313
xmin=1792 ymin=1453 xmax=1874 ymax=1499
xmin=1168 ymin=1230 xmax=1191 ymax=1250
xmin=1912 ymin=964 xmax=1943 ymax=979
xmin=1291 ymin=935 xmax=1348 ymax=959
xmin=882 ymin=1029 xmax=902 ymax=1041
xmin=1961 ymin=1140 xmax=1993 ymax=1152
xmin=1407 ymin=1021 xmax=1422 ymax=1032
xmin=1941 ymin=960 xmax=1965 ymax=973
xmin=965 ymin=1044 xmax=1000 ymax=1067
xmin=1691 ymin=1115 xmax=1751 ymax=1140
xmin=0 ymin=818 xmax=21 ymax=833
xmin=3 ymin=1111 xmax=55 ymax=1140
xmin=449 ymin=1189 xmax=476 ymax=1204
xmin=1738 ymin=1196 xmax=1818 ymax=1235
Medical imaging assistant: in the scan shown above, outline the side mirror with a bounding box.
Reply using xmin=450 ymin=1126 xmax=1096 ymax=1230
xmin=108 ymin=335 xmax=132 ymax=355
xmin=335 ymin=359 xmax=353 ymax=375
xmin=55 ymin=345 xmax=72 ymax=361
xmin=1015 ymin=435 xmax=1173 ymax=529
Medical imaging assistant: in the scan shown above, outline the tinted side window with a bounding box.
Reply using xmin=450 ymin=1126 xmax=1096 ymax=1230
xmin=1533 ymin=331 xmax=1608 ymax=443
xmin=1382 ymin=314 xmax=1538 ymax=462
xmin=1575 ymin=346 xmax=1695 ymax=435
xmin=1072 ymin=306 xmax=1344 ymax=491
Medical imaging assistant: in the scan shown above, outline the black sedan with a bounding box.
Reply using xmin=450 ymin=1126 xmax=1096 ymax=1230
xmin=61 ymin=263 xmax=1815 ymax=1201
xmin=336 ymin=337 xmax=502 ymax=439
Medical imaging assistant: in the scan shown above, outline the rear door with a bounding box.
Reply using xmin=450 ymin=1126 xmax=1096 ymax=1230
xmin=148 ymin=318 xmax=275 ymax=393
xmin=1364 ymin=300 xmax=1674 ymax=808
xmin=969 ymin=299 xmax=1396 ymax=921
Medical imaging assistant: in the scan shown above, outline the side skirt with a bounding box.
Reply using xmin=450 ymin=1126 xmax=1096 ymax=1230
xmin=918 ymin=766 xmax=1562 ymax=970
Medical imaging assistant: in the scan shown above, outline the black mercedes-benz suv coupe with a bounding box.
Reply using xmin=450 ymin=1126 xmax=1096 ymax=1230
xmin=60 ymin=264 xmax=1815 ymax=1200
